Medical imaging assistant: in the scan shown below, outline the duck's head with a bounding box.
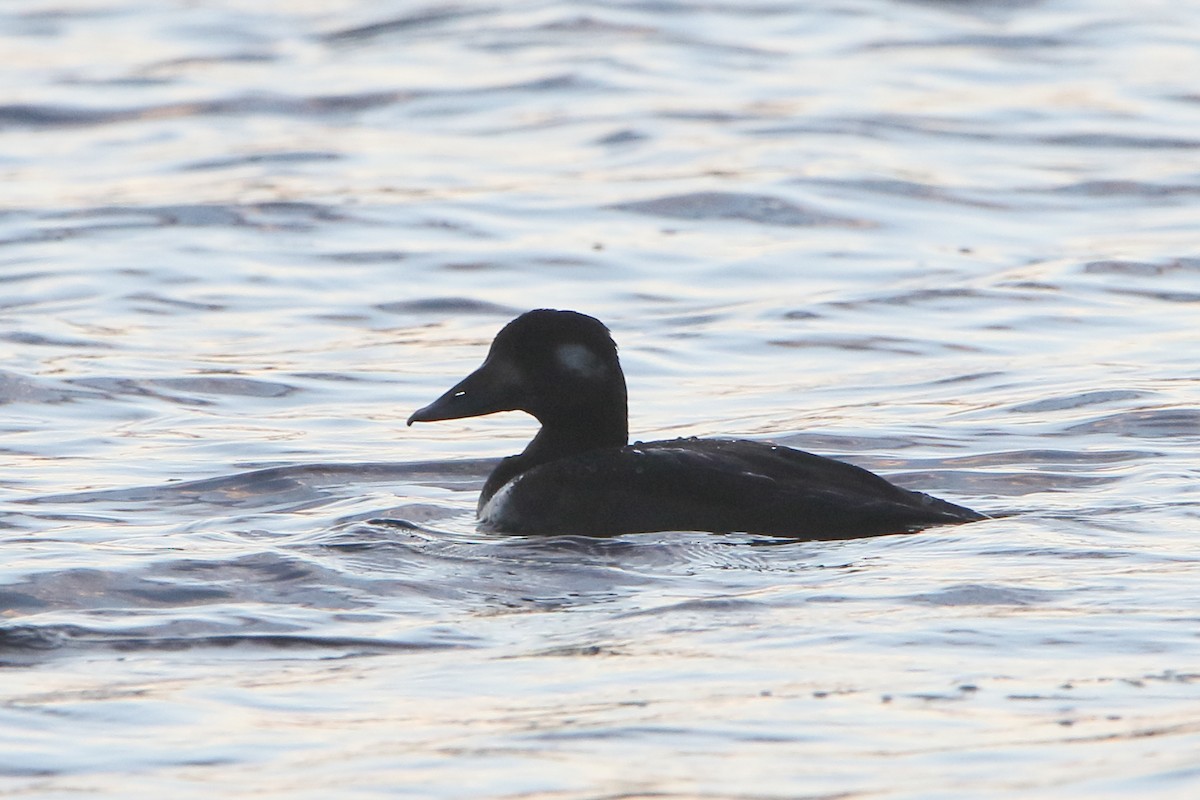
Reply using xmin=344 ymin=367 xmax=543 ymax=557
xmin=407 ymin=309 xmax=628 ymax=436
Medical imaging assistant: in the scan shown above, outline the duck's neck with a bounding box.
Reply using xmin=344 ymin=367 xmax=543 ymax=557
xmin=525 ymin=415 xmax=629 ymax=465
xmin=479 ymin=413 xmax=628 ymax=509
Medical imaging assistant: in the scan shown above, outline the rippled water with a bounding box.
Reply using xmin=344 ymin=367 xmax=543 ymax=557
xmin=3 ymin=0 xmax=1199 ymax=797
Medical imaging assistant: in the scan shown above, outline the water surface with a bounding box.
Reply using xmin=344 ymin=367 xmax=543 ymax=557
xmin=2 ymin=1 xmax=1199 ymax=797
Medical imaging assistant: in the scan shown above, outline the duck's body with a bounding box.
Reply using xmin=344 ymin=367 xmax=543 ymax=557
xmin=408 ymin=309 xmax=984 ymax=538
xmin=478 ymin=436 xmax=981 ymax=538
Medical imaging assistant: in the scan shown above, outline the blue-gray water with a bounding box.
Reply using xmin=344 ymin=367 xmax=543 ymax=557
xmin=3 ymin=1 xmax=1199 ymax=797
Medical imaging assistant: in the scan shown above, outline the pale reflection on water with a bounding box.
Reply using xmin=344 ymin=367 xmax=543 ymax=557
xmin=3 ymin=0 xmax=1200 ymax=797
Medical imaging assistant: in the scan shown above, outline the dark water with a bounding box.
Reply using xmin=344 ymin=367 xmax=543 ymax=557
xmin=2 ymin=1 xmax=1199 ymax=797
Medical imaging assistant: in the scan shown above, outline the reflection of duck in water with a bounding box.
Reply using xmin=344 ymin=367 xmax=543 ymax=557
xmin=409 ymin=309 xmax=985 ymax=538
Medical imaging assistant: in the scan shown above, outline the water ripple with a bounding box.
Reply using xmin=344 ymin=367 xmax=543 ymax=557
xmin=611 ymin=191 xmax=872 ymax=227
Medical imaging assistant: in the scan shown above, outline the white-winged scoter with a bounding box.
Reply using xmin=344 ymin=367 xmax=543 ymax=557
xmin=407 ymin=309 xmax=984 ymax=538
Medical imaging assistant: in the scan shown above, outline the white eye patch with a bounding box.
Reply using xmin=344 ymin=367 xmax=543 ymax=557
xmin=555 ymin=343 xmax=605 ymax=378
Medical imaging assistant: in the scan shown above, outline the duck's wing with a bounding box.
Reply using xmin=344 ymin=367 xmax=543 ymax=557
xmin=482 ymin=438 xmax=983 ymax=538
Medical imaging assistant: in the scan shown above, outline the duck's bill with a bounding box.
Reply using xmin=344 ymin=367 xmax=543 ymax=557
xmin=406 ymin=358 xmax=521 ymax=425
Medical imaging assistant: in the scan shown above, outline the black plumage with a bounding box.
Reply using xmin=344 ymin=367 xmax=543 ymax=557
xmin=408 ymin=309 xmax=984 ymax=538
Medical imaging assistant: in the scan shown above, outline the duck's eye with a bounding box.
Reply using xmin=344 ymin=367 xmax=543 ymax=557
xmin=555 ymin=343 xmax=604 ymax=378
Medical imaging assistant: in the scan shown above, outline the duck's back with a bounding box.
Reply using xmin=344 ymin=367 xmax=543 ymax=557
xmin=480 ymin=438 xmax=983 ymax=538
